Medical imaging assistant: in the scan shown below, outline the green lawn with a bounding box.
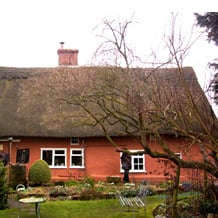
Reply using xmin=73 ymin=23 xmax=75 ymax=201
xmin=0 ymin=196 xmax=163 ymax=218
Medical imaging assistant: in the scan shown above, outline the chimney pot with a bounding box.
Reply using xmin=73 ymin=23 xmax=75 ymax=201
xmin=60 ymin=42 xmax=65 ymax=49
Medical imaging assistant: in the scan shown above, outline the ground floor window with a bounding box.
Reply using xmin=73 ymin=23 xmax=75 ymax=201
xmin=16 ymin=148 xmax=30 ymax=163
xmin=121 ymin=150 xmax=145 ymax=172
xmin=41 ymin=148 xmax=66 ymax=168
xmin=70 ymin=148 xmax=84 ymax=168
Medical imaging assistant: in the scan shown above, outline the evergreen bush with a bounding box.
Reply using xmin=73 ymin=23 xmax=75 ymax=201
xmin=28 ymin=159 xmax=51 ymax=185
xmin=0 ymin=162 xmax=8 ymax=209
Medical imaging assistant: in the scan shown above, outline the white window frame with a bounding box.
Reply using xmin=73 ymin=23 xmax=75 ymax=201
xmin=70 ymin=148 xmax=84 ymax=168
xmin=120 ymin=150 xmax=145 ymax=173
xmin=175 ymin=152 xmax=182 ymax=159
xmin=41 ymin=148 xmax=67 ymax=168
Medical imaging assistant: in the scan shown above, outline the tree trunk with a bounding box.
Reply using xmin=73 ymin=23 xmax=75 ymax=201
xmin=171 ymin=165 xmax=181 ymax=218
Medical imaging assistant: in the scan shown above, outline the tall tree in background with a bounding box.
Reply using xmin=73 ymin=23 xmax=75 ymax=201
xmin=195 ymin=12 xmax=218 ymax=105
xmin=0 ymin=162 xmax=8 ymax=210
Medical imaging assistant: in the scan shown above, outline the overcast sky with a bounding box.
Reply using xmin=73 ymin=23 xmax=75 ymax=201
xmin=0 ymin=0 xmax=217 ymax=89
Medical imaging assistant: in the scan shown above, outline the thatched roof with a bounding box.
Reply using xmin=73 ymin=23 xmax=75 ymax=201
xmin=0 ymin=66 xmax=216 ymax=138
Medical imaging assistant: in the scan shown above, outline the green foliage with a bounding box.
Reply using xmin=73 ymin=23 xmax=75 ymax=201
xmin=153 ymin=204 xmax=166 ymax=217
xmin=28 ymin=159 xmax=51 ymax=185
xmin=0 ymin=162 xmax=8 ymax=209
xmin=49 ymin=186 xmax=67 ymax=197
xmin=65 ymin=180 xmax=79 ymax=186
xmin=120 ymin=189 xmax=138 ymax=197
xmin=195 ymin=12 xmax=218 ymax=104
xmin=83 ymin=177 xmax=95 ymax=190
xmin=195 ymin=12 xmax=218 ymax=46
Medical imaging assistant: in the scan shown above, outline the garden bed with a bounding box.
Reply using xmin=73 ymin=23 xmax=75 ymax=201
xmin=11 ymin=181 xmax=133 ymax=204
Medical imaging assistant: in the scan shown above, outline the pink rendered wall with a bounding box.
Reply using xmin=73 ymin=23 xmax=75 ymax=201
xmin=2 ymin=135 xmax=205 ymax=183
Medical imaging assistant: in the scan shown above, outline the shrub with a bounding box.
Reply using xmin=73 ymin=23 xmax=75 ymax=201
xmin=0 ymin=162 xmax=8 ymax=209
xmin=83 ymin=177 xmax=95 ymax=190
xmin=153 ymin=204 xmax=166 ymax=217
xmin=28 ymin=160 xmax=51 ymax=185
xmin=120 ymin=189 xmax=138 ymax=197
xmin=49 ymin=186 xmax=67 ymax=197
xmin=65 ymin=180 xmax=78 ymax=186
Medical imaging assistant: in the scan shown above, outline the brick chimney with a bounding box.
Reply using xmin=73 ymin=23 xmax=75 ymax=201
xmin=57 ymin=42 xmax=79 ymax=66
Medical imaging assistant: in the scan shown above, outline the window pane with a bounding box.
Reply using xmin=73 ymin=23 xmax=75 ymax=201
xmin=55 ymin=156 xmax=65 ymax=166
xmin=139 ymin=165 xmax=143 ymax=170
xmin=42 ymin=150 xmax=52 ymax=165
xmin=55 ymin=150 xmax=65 ymax=155
xmin=134 ymin=158 xmax=139 ymax=164
xmin=139 ymin=158 xmax=143 ymax=163
xmin=71 ymin=156 xmax=82 ymax=166
xmin=72 ymin=150 xmax=82 ymax=155
xmin=134 ymin=164 xmax=139 ymax=170
xmin=16 ymin=149 xmax=30 ymax=163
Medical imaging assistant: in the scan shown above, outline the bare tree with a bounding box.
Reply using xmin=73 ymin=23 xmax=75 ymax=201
xmin=57 ymin=15 xmax=217 ymax=178
xmin=20 ymin=14 xmax=218 ymax=218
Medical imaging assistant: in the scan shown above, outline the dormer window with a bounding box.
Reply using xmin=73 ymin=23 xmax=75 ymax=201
xmin=70 ymin=137 xmax=79 ymax=145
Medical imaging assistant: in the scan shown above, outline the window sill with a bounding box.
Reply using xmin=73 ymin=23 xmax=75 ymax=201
xmin=49 ymin=166 xmax=67 ymax=169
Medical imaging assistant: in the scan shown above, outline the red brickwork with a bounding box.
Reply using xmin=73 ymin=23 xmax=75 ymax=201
xmin=57 ymin=49 xmax=79 ymax=66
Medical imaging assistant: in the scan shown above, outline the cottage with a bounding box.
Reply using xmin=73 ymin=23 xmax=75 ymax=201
xmin=0 ymin=44 xmax=216 ymax=184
